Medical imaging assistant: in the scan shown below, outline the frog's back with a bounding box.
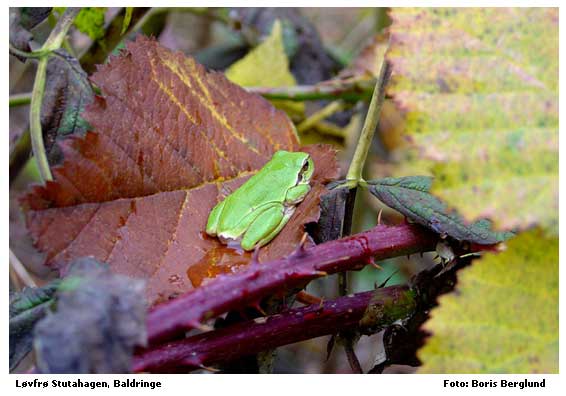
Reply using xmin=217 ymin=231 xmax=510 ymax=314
xmin=220 ymin=151 xmax=307 ymax=218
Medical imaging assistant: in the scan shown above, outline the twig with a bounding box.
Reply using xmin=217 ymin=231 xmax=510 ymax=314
xmin=311 ymin=121 xmax=346 ymax=138
xmin=134 ymin=285 xmax=415 ymax=372
xmin=29 ymin=8 xmax=80 ymax=182
xmin=297 ymin=100 xmax=346 ymax=133
xmin=345 ymin=59 xmax=391 ymax=183
xmin=324 ymin=55 xmax=391 ymax=370
xmin=247 ymin=79 xmax=375 ymax=102
xmin=344 ymin=341 xmax=363 ymax=374
xmin=29 ymin=56 xmax=52 ymax=181
xmin=9 ymin=249 xmax=37 ymax=288
xmin=9 ymin=129 xmax=31 ymax=185
xmin=9 ymin=92 xmax=32 ymax=107
xmin=9 ymin=45 xmax=50 ymax=59
xmin=14 ymin=16 xmax=371 ymax=109
xmin=146 ymin=223 xmax=438 ymax=344
xmin=43 ymin=8 xmax=81 ymax=51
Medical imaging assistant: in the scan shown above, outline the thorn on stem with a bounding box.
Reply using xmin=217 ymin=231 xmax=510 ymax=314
xmin=188 ymin=321 xmax=214 ymax=333
xmin=377 ymin=209 xmax=383 ymax=225
xmin=366 ymin=256 xmax=382 ymax=270
xmin=296 ymin=290 xmax=323 ymax=306
xmin=291 ymin=232 xmax=309 ymax=257
xmin=250 ymin=301 xmax=267 ymax=316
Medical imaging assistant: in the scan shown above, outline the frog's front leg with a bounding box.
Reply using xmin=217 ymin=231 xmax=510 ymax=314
xmin=241 ymin=203 xmax=288 ymax=251
xmin=284 ymin=184 xmax=311 ymax=204
xmin=205 ymin=199 xmax=227 ymax=236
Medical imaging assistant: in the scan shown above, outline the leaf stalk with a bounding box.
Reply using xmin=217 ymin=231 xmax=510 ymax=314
xmin=28 ymin=7 xmax=80 ymax=182
xmin=345 ymin=59 xmax=391 ymax=184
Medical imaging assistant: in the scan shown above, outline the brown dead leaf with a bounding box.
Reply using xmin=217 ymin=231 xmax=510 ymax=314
xmin=22 ymin=36 xmax=338 ymax=305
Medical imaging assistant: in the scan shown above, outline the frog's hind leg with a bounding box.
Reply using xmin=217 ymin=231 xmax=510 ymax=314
xmin=241 ymin=203 xmax=290 ymax=251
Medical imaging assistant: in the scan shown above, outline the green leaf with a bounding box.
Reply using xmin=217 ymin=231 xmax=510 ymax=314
xmin=225 ymin=20 xmax=304 ymax=118
xmin=387 ymin=8 xmax=558 ymax=235
xmin=121 ymin=7 xmax=133 ymax=35
xmin=56 ymin=7 xmax=107 ymax=41
xmin=368 ymin=176 xmax=513 ymax=244
xmin=9 ymin=281 xmax=59 ymax=371
xmin=419 ymin=229 xmax=558 ymax=373
xmin=75 ymin=7 xmax=106 ymax=41
xmin=10 ymin=282 xmax=58 ymax=318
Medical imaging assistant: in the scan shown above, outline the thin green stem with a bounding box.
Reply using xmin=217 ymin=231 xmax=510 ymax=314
xmin=42 ymin=8 xmax=80 ymax=51
xmin=9 ymin=45 xmax=51 ymax=59
xmin=311 ymin=121 xmax=346 ymax=138
xmin=335 ymin=57 xmax=391 ymax=361
xmin=9 ymin=92 xmax=32 ymax=107
xmin=28 ymin=7 xmax=80 ymax=182
xmin=62 ymin=37 xmax=77 ymax=58
xmin=29 ymin=57 xmax=51 ymax=181
xmin=248 ymin=79 xmax=375 ymax=102
xmin=296 ymin=100 xmax=345 ymax=133
xmin=345 ymin=59 xmax=391 ymax=184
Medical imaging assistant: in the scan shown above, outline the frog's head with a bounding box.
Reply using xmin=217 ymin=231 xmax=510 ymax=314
xmin=273 ymin=151 xmax=314 ymax=185
xmin=298 ymin=154 xmax=314 ymax=185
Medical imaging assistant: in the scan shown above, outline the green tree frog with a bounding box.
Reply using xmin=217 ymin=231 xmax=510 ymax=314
xmin=206 ymin=151 xmax=314 ymax=251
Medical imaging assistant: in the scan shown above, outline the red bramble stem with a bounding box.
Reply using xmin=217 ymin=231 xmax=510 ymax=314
xmin=146 ymin=224 xmax=438 ymax=344
xmin=134 ymin=285 xmax=414 ymax=373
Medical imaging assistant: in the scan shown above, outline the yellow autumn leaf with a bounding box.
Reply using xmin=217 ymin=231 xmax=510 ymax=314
xmin=387 ymin=8 xmax=558 ymax=235
xmin=226 ymin=20 xmax=304 ymax=119
xmin=419 ymin=230 xmax=558 ymax=373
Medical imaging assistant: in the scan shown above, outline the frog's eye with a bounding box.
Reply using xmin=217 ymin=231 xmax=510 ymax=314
xmin=298 ymin=157 xmax=314 ymax=183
